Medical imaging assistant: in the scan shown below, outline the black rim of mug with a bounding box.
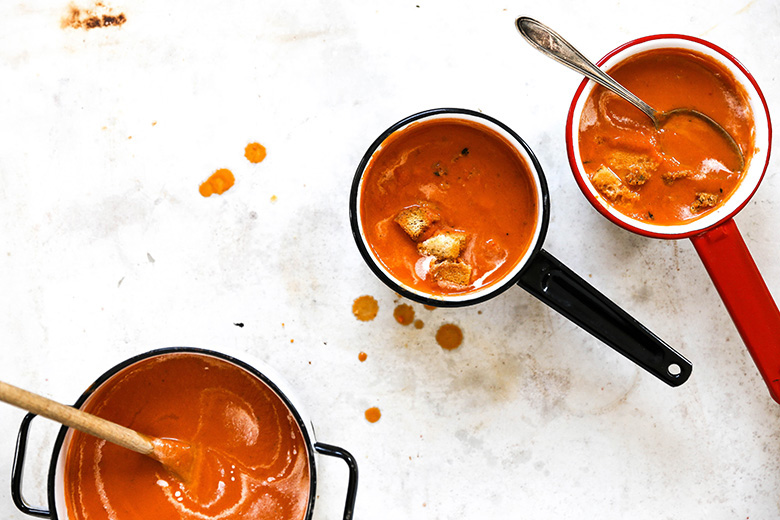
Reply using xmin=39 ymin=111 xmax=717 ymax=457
xmin=349 ymin=107 xmax=551 ymax=308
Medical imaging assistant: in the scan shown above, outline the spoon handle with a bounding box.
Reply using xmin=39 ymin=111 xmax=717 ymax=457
xmin=515 ymin=17 xmax=657 ymax=121
xmin=0 ymin=380 xmax=154 ymax=456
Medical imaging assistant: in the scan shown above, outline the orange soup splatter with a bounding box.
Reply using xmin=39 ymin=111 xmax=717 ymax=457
xmin=364 ymin=407 xmax=381 ymax=423
xmin=360 ymin=118 xmax=538 ymax=296
xmin=199 ymin=168 xmax=235 ymax=197
xmin=62 ymin=4 xmax=127 ymax=30
xmin=393 ymin=304 xmax=415 ymax=326
xmin=358 ymin=352 xmax=368 ymax=362
xmin=245 ymin=142 xmax=267 ymax=164
xmin=436 ymin=324 xmax=463 ymax=350
xmin=64 ymin=353 xmax=310 ymax=520
xmin=413 ymin=319 xmax=424 ymax=329
xmin=352 ymin=295 xmax=379 ymax=321
xmin=578 ymin=48 xmax=755 ymax=224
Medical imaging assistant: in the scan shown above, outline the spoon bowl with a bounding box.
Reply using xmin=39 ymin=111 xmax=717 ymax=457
xmin=515 ymin=16 xmax=745 ymax=172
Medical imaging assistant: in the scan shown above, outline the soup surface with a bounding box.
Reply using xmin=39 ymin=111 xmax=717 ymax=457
xmin=360 ymin=117 xmax=539 ymax=296
xmin=64 ymin=353 xmax=310 ymax=520
xmin=578 ymin=48 xmax=755 ymax=225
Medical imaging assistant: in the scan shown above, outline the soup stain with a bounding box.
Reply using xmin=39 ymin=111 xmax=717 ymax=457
xmin=199 ymin=169 xmax=234 ymax=197
xmin=436 ymin=324 xmax=463 ymax=350
xmin=244 ymin=142 xmax=267 ymax=164
xmin=62 ymin=2 xmax=127 ymax=29
xmin=365 ymin=407 xmax=381 ymax=423
xmin=414 ymin=320 xmax=424 ymax=329
xmin=393 ymin=304 xmax=415 ymax=326
xmin=358 ymin=352 xmax=368 ymax=362
xmin=352 ymin=295 xmax=379 ymax=321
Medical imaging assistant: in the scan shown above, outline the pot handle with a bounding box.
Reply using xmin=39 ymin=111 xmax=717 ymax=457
xmin=517 ymin=248 xmax=692 ymax=386
xmin=690 ymin=218 xmax=780 ymax=404
xmin=12 ymin=413 xmax=51 ymax=518
xmin=314 ymin=442 xmax=358 ymax=520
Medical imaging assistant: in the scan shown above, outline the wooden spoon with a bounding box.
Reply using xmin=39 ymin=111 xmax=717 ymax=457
xmin=0 ymin=379 xmax=194 ymax=481
xmin=515 ymin=17 xmax=745 ymax=172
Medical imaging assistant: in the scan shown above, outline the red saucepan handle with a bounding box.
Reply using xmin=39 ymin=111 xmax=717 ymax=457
xmin=690 ymin=218 xmax=780 ymax=404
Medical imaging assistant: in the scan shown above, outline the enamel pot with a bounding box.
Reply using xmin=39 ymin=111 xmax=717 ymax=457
xmin=565 ymin=35 xmax=778 ymax=402
xmin=11 ymin=347 xmax=358 ymax=519
xmin=350 ymin=107 xmax=692 ymax=386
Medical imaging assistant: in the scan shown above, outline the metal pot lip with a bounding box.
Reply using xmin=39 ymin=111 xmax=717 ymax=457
xmin=45 ymin=346 xmax=319 ymax=520
xmin=349 ymin=107 xmax=551 ymax=308
xmin=565 ymin=33 xmax=772 ymax=240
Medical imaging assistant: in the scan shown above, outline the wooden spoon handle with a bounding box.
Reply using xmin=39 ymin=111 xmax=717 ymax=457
xmin=0 ymin=380 xmax=154 ymax=456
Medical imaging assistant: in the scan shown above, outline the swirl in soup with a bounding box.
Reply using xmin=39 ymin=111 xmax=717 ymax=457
xmin=578 ymin=48 xmax=755 ymax=224
xmin=64 ymin=353 xmax=311 ymax=520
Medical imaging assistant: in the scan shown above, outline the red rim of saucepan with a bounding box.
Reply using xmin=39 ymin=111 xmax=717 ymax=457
xmin=565 ymin=34 xmax=773 ymax=240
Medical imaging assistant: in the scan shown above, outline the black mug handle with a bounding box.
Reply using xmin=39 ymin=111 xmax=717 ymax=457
xmin=517 ymin=249 xmax=692 ymax=386
xmin=314 ymin=442 xmax=358 ymax=520
xmin=12 ymin=413 xmax=51 ymax=518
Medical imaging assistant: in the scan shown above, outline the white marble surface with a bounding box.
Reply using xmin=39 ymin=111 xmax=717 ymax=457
xmin=0 ymin=0 xmax=779 ymax=518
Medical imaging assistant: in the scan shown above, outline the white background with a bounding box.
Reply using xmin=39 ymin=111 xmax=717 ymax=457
xmin=0 ymin=0 xmax=779 ymax=518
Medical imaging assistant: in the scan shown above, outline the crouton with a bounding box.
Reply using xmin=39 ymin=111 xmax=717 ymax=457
xmin=625 ymin=170 xmax=650 ymax=187
xmin=591 ymin=166 xmax=638 ymax=203
xmin=431 ymin=260 xmax=472 ymax=287
xmin=661 ymin=170 xmax=693 ymax=183
xmin=418 ymin=231 xmax=468 ymax=261
xmin=608 ymin=151 xmax=659 ymax=176
xmin=691 ymin=192 xmax=719 ymax=212
xmin=394 ymin=205 xmax=439 ymax=241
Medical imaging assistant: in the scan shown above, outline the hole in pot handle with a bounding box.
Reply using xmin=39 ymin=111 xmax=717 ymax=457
xmin=12 ymin=413 xmax=51 ymax=518
xmin=517 ymin=249 xmax=693 ymax=386
xmin=314 ymin=442 xmax=358 ymax=520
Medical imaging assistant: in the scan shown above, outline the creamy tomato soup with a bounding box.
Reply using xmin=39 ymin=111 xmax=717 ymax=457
xmin=578 ymin=48 xmax=755 ymax=225
xmin=64 ymin=353 xmax=310 ymax=520
xmin=359 ymin=118 xmax=539 ymax=296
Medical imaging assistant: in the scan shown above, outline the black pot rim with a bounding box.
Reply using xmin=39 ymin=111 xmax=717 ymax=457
xmin=44 ymin=346 xmax=319 ymax=520
xmin=349 ymin=107 xmax=551 ymax=308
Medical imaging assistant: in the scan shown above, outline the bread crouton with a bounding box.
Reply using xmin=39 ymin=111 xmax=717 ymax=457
xmin=608 ymin=151 xmax=659 ymax=176
xmin=431 ymin=260 xmax=472 ymax=287
xmin=625 ymin=169 xmax=651 ymax=186
xmin=591 ymin=165 xmax=638 ymax=203
xmin=605 ymin=151 xmax=657 ymax=187
xmin=662 ymin=170 xmax=693 ymax=183
xmin=418 ymin=231 xmax=468 ymax=261
xmin=691 ymin=192 xmax=719 ymax=212
xmin=394 ymin=205 xmax=439 ymax=241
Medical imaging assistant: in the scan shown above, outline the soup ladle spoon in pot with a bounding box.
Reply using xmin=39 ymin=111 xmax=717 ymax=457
xmin=0 ymin=379 xmax=195 ymax=482
xmin=515 ymin=17 xmax=745 ymax=172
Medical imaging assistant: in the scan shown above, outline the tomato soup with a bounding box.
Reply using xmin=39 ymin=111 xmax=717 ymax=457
xmin=578 ymin=48 xmax=755 ymax=225
xmin=64 ymin=353 xmax=311 ymax=520
xmin=359 ymin=118 xmax=539 ymax=296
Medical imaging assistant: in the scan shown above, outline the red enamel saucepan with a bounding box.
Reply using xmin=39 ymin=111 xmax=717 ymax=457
xmin=562 ymin=34 xmax=777 ymax=402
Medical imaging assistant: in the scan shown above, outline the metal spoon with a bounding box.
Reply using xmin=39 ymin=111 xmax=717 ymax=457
xmin=515 ymin=17 xmax=745 ymax=172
